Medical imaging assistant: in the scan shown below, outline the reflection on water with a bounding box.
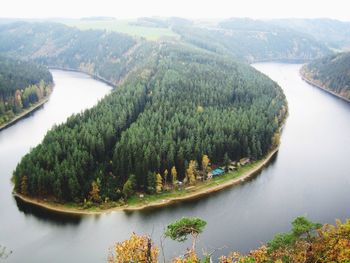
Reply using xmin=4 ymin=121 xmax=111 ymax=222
xmin=14 ymin=196 xmax=83 ymax=226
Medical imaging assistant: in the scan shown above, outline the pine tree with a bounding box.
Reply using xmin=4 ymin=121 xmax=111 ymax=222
xmin=164 ymin=169 xmax=168 ymax=186
xmin=122 ymin=176 xmax=136 ymax=199
xmin=147 ymin=172 xmax=156 ymax=194
xmin=223 ymin=153 xmax=231 ymax=172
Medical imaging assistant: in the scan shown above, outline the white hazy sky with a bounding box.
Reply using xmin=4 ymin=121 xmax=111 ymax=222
xmin=1 ymin=0 xmax=350 ymax=21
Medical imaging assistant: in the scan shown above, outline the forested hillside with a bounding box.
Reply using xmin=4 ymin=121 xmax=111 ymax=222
xmin=0 ymin=22 xmax=137 ymax=85
xmin=13 ymin=43 xmax=287 ymax=203
xmin=301 ymin=52 xmax=350 ymax=100
xmin=0 ymin=20 xmax=334 ymax=66
xmin=0 ymin=56 xmax=52 ymax=126
xmin=174 ymin=18 xmax=331 ymax=63
xmin=269 ymin=18 xmax=350 ymax=50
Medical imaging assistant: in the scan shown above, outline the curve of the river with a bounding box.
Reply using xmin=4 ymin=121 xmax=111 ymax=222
xmin=0 ymin=64 xmax=349 ymax=262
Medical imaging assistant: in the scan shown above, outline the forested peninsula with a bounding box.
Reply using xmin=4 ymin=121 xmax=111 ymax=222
xmin=10 ymin=41 xmax=287 ymax=211
xmin=301 ymin=52 xmax=350 ymax=101
xmin=0 ymin=56 xmax=52 ymax=129
xmin=0 ymin=21 xmax=300 ymax=211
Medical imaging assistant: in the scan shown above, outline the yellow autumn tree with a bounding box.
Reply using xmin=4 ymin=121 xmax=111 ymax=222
xmin=172 ymin=251 xmax=199 ymax=263
xmin=155 ymin=173 xmax=163 ymax=193
xmin=201 ymin=155 xmax=210 ymax=173
xmin=89 ymin=180 xmax=101 ymax=203
xmin=171 ymin=166 xmax=177 ymax=186
xmin=20 ymin=175 xmax=28 ymax=195
xmin=271 ymin=132 xmax=281 ymax=149
xmin=186 ymin=160 xmax=197 ymax=185
xmin=14 ymin=89 xmax=23 ymax=112
xmin=108 ymin=233 xmax=158 ymax=263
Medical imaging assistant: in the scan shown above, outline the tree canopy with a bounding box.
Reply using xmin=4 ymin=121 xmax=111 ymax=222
xmin=13 ymin=42 xmax=287 ymax=203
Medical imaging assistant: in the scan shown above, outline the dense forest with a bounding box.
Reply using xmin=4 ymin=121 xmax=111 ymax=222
xmin=301 ymin=52 xmax=350 ymax=100
xmin=173 ymin=18 xmax=331 ymax=63
xmin=13 ymin=43 xmax=287 ymax=203
xmin=0 ymin=56 xmax=52 ymax=126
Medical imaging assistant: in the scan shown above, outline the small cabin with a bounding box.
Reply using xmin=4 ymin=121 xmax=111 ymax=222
xmin=175 ymin=180 xmax=183 ymax=186
xmin=239 ymin=157 xmax=250 ymax=166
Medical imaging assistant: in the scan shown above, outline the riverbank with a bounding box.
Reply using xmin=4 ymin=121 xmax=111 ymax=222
xmin=13 ymin=146 xmax=280 ymax=215
xmin=300 ymin=67 xmax=350 ymax=103
xmin=49 ymin=66 xmax=116 ymax=88
xmin=0 ymin=91 xmax=52 ymax=132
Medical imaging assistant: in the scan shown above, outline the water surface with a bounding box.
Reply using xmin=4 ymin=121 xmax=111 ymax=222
xmin=0 ymin=64 xmax=349 ymax=262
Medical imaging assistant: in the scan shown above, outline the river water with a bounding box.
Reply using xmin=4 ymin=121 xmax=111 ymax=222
xmin=0 ymin=64 xmax=349 ymax=262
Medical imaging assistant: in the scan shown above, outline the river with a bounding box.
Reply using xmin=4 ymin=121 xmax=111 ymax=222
xmin=0 ymin=64 xmax=349 ymax=262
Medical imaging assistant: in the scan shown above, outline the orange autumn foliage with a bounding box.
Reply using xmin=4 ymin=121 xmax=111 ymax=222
xmin=220 ymin=219 xmax=350 ymax=263
xmin=108 ymin=218 xmax=350 ymax=263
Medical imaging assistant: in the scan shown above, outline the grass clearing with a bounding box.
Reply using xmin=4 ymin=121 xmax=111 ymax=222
xmin=124 ymin=160 xmax=263 ymax=208
xmin=64 ymin=20 xmax=179 ymax=40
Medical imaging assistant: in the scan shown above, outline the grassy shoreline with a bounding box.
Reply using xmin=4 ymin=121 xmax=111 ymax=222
xmin=300 ymin=67 xmax=350 ymax=103
xmin=13 ymin=147 xmax=279 ymax=216
xmin=0 ymin=91 xmax=52 ymax=132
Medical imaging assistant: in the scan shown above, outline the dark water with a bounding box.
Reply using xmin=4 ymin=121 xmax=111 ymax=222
xmin=1 ymin=64 xmax=349 ymax=262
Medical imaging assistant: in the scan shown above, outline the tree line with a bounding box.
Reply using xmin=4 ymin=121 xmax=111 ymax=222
xmin=0 ymin=56 xmax=52 ymax=125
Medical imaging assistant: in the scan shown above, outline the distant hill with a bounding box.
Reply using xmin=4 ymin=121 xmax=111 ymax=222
xmin=174 ymin=18 xmax=332 ymax=63
xmin=301 ymin=52 xmax=350 ymax=101
xmin=269 ymin=18 xmax=350 ymax=50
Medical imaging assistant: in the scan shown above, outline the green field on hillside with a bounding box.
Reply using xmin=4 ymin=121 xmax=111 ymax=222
xmin=65 ymin=20 xmax=179 ymax=40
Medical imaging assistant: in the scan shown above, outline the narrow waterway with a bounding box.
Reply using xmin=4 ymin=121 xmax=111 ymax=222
xmin=0 ymin=64 xmax=349 ymax=262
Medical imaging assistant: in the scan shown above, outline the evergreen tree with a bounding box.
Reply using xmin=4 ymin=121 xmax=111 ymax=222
xmin=171 ymin=166 xmax=177 ymax=187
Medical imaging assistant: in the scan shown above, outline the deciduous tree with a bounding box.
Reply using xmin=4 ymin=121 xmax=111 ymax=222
xmin=89 ymin=180 xmax=101 ymax=203
xmin=108 ymin=233 xmax=158 ymax=263
xmin=155 ymin=173 xmax=163 ymax=193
